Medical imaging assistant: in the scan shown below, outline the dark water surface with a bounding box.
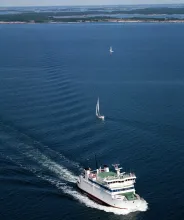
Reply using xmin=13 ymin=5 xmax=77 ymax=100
xmin=0 ymin=23 xmax=184 ymax=220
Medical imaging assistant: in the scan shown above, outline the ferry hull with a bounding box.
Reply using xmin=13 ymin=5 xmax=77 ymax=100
xmin=78 ymin=187 xmax=111 ymax=207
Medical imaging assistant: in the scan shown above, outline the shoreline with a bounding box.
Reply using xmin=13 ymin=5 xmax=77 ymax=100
xmin=1 ymin=19 xmax=184 ymax=24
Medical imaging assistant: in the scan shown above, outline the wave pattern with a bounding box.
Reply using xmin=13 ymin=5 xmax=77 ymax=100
xmin=0 ymin=24 xmax=157 ymax=219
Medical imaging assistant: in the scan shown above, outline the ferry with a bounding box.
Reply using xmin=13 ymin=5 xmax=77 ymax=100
xmin=77 ymin=164 xmax=147 ymax=210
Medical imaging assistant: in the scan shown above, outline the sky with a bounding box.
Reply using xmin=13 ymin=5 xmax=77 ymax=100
xmin=0 ymin=0 xmax=184 ymax=7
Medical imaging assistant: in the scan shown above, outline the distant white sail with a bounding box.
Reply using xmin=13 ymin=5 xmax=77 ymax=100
xmin=96 ymin=98 xmax=104 ymax=120
xmin=96 ymin=98 xmax=100 ymax=116
xmin=110 ymin=46 xmax=114 ymax=53
xmin=96 ymin=98 xmax=99 ymax=117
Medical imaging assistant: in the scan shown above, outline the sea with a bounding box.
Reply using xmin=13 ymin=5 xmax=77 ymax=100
xmin=0 ymin=23 xmax=184 ymax=220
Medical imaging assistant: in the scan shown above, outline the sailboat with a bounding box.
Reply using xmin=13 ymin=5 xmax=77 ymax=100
xmin=96 ymin=98 xmax=105 ymax=120
xmin=110 ymin=46 xmax=114 ymax=53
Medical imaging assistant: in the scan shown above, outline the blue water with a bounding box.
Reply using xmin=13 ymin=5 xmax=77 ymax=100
xmin=0 ymin=23 xmax=184 ymax=219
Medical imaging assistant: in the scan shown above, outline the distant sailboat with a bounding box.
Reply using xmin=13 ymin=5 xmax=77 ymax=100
xmin=110 ymin=46 xmax=114 ymax=53
xmin=96 ymin=98 xmax=105 ymax=120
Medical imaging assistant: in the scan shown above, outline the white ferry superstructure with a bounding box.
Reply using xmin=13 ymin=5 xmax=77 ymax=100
xmin=77 ymin=164 xmax=147 ymax=210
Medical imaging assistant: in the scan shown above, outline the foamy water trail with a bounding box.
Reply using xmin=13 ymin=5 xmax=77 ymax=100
xmin=21 ymin=146 xmax=78 ymax=183
xmin=28 ymin=139 xmax=81 ymax=169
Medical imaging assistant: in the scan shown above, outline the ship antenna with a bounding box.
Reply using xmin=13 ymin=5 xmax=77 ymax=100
xmin=95 ymin=154 xmax=98 ymax=169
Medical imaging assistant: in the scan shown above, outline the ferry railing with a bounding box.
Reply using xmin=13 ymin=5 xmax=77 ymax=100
xmin=104 ymin=173 xmax=136 ymax=180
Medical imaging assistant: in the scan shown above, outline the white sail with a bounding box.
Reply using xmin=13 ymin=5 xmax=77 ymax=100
xmin=110 ymin=46 xmax=114 ymax=53
xmin=97 ymin=98 xmax=100 ymax=116
xmin=96 ymin=98 xmax=100 ymax=117
xmin=96 ymin=98 xmax=104 ymax=120
xmin=96 ymin=99 xmax=98 ymax=116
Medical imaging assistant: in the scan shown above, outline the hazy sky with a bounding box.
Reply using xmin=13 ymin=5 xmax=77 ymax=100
xmin=0 ymin=0 xmax=184 ymax=7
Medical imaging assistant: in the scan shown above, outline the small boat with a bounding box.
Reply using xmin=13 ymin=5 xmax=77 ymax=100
xmin=96 ymin=98 xmax=104 ymax=120
xmin=110 ymin=46 xmax=114 ymax=53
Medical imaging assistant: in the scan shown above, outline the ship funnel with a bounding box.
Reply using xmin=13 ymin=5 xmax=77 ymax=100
xmin=104 ymin=165 xmax=109 ymax=172
xmin=84 ymin=167 xmax=91 ymax=179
